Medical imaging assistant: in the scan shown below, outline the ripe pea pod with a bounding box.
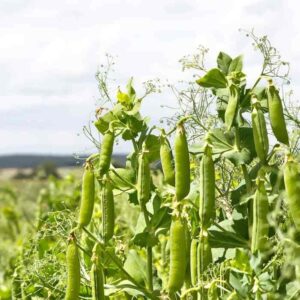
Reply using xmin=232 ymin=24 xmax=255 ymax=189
xmin=197 ymin=229 xmax=212 ymax=280
xmin=190 ymin=239 xmax=198 ymax=287
xmin=284 ymin=157 xmax=300 ymax=231
xmin=160 ymin=132 xmax=175 ymax=186
xmin=266 ymin=81 xmax=289 ymax=145
xmin=101 ymin=177 xmax=115 ymax=242
xmin=91 ymin=243 xmax=105 ymax=300
xmin=99 ymin=130 xmax=115 ymax=177
xmin=174 ymin=123 xmax=190 ymax=201
xmin=251 ymin=177 xmax=269 ymax=253
xmin=251 ymin=98 xmax=269 ymax=163
xmin=199 ymin=144 xmax=216 ymax=229
xmin=78 ymin=163 xmax=95 ymax=228
xmin=168 ymin=216 xmax=187 ymax=293
xmin=225 ymin=84 xmax=239 ymax=130
xmin=65 ymin=235 xmax=80 ymax=300
xmin=137 ymin=148 xmax=151 ymax=205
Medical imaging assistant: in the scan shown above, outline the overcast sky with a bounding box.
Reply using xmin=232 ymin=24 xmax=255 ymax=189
xmin=1 ymin=0 xmax=300 ymax=155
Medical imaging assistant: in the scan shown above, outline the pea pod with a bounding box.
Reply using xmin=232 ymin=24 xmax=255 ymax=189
xmin=168 ymin=216 xmax=187 ymax=293
xmin=284 ymin=157 xmax=300 ymax=231
xmin=197 ymin=229 xmax=212 ymax=279
xmin=101 ymin=177 xmax=115 ymax=242
xmin=65 ymin=236 xmax=80 ymax=300
xmin=160 ymin=133 xmax=175 ymax=186
xmin=99 ymin=130 xmax=115 ymax=177
xmin=91 ymin=243 xmax=105 ymax=300
xmin=251 ymin=99 xmax=269 ymax=163
xmin=174 ymin=123 xmax=190 ymax=201
xmin=199 ymin=144 xmax=216 ymax=229
xmin=266 ymin=81 xmax=289 ymax=145
xmin=190 ymin=239 xmax=198 ymax=287
xmin=137 ymin=149 xmax=151 ymax=205
xmin=251 ymin=178 xmax=269 ymax=253
xmin=225 ymin=84 xmax=239 ymax=130
xmin=78 ymin=164 xmax=95 ymax=228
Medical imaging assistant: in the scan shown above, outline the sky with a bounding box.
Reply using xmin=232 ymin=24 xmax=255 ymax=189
xmin=0 ymin=0 xmax=300 ymax=155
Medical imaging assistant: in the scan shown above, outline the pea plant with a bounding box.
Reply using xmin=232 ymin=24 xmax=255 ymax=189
xmin=11 ymin=36 xmax=300 ymax=300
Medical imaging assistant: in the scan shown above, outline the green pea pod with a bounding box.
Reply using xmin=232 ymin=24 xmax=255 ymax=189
xmin=251 ymin=101 xmax=269 ymax=163
xmin=190 ymin=239 xmax=198 ymax=287
xmin=160 ymin=133 xmax=175 ymax=186
xmin=91 ymin=243 xmax=105 ymax=300
xmin=197 ymin=229 xmax=212 ymax=279
xmin=101 ymin=177 xmax=115 ymax=243
xmin=137 ymin=150 xmax=151 ymax=205
xmin=199 ymin=145 xmax=216 ymax=229
xmin=225 ymin=84 xmax=239 ymax=130
xmin=99 ymin=130 xmax=115 ymax=177
xmin=65 ymin=236 xmax=80 ymax=300
xmin=168 ymin=216 xmax=187 ymax=293
xmin=175 ymin=123 xmax=190 ymax=201
xmin=266 ymin=82 xmax=289 ymax=145
xmin=78 ymin=164 xmax=95 ymax=228
xmin=251 ymin=178 xmax=269 ymax=253
xmin=284 ymin=158 xmax=300 ymax=231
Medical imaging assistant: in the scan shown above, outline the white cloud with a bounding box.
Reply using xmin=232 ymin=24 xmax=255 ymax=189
xmin=0 ymin=0 xmax=299 ymax=154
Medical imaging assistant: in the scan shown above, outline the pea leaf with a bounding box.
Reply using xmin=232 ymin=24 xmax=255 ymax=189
xmin=117 ymin=88 xmax=131 ymax=106
xmin=228 ymin=55 xmax=243 ymax=73
xmin=124 ymin=250 xmax=147 ymax=284
xmin=94 ymin=111 xmax=115 ymax=134
xmin=217 ymin=52 xmax=232 ymax=74
xmin=196 ymin=68 xmax=228 ymax=89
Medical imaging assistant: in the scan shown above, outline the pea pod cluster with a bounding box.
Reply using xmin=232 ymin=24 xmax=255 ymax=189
xmin=99 ymin=130 xmax=115 ymax=177
xmin=174 ymin=123 xmax=190 ymax=201
xmin=168 ymin=216 xmax=187 ymax=293
xmin=65 ymin=236 xmax=80 ymax=300
xmin=266 ymin=81 xmax=289 ymax=145
xmin=251 ymin=177 xmax=269 ymax=253
xmin=284 ymin=157 xmax=300 ymax=231
xmin=90 ymin=243 xmax=105 ymax=300
xmin=78 ymin=164 xmax=95 ymax=228
xmin=199 ymin=144 xmax=216 ymax=229
xmin=101 ymin=177 xmax=115 ymax=243
xmin=251 ymin=98 xmax=269 ymax=163
xmin=160 ymin=132 xmax=175 ymax=186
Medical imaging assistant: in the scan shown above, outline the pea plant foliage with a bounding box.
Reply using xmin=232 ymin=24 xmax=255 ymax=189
xmin=11 ymin=32 xmax=300 ymax=300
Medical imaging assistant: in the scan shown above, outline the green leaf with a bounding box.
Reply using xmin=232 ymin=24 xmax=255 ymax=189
xmin=196 ymin=68 xmax=228 ymax=89
xmin=109 ymin=168 xmax=136 ymax=189
xmin=209 ymin=219 xmax=248 ymax=249
xmin=228 ymin=55 xmax=243 ymax=73
xmin=132 ymin=231 xmax=159 ymax=247
xmin=126 ymin=77 xmax=136 ymax=98
xmin=94 ymin=111 xmax=115 ymax=134
xmin=217 ymin=52 xmax=232 ymax=74
xmin=117 ymin=88 xmax=131 ymax=106
xmin=124 ymin=250 xmax=147 ymax=284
